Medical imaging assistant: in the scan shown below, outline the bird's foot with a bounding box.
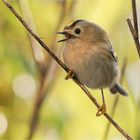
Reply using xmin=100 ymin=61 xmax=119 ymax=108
xmin=96 ymin=104 xmax=106 ymax=116
xmin=65 ymin=70 xmax=75 ymax=80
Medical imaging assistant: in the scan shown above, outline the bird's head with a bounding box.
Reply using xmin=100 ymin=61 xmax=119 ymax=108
xmin=57 ymin=19 xmax=107 ymax=43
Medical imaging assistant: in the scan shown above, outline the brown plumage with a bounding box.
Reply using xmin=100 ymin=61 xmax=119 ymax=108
xmin=59 ymin=20 xmax=128 ymax=96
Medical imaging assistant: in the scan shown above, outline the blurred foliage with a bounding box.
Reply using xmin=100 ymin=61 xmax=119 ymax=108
xmin=0 ymin=0 xmax=140 ymax=140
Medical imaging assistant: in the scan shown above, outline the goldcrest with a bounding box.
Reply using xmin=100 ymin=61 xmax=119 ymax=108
xmin=58 ymin=19 xmax=128 ymax=97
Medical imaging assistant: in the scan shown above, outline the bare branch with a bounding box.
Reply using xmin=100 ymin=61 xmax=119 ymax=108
xmin=2 ymin=0 xmax=133 ymax=140
xmin=127 ymin=0 xmax=140 ymax=58
xmin=127 ymin=19 xmax=140 ymax=57
xmin=131 ymin=0 xmax=139 ymax=38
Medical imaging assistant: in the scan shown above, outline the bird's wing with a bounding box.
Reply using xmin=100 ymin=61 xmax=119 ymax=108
xmin=106 ymin=42 xmax=118 ymax=62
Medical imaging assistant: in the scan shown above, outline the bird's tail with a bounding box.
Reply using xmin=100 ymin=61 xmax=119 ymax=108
xmin=110 ymin=83 xmax=128 ymax=96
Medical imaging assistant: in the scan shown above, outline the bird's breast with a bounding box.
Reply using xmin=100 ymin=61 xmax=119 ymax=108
xmin=63 ymin=42 xmax=93 ymax=72
xmin=63 ymin=42 xmax=119 ymax=89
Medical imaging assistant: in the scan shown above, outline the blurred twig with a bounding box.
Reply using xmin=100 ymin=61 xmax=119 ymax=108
xmin=44 ymin=0 xmax=66 ymax=73
xmin=19 ymin=0 xmax=76 ymax=140
xmin=45 ymin=0 xmax=75 ymax=70
xmin=18 ymin=0 xmax=46 ymax=75
xmin=17 ymin=0 xmax=70 ymax=139
xmin=127 ymin=0 xmax=140 ymax=57
xmin=17 ymin=1 xmax=52 ymax=139
xmin=103 ymin=58 xmax=127 ymax=140
xmin=2 ymin=0 xmax=133 ymax=140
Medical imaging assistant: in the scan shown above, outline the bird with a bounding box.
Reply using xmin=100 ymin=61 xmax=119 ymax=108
xmin=57 ymin=19 xmax=128 ymax=116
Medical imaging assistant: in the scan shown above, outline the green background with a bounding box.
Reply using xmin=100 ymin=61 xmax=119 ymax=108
xmin=0 ymin=0 xmax=140 ymax=140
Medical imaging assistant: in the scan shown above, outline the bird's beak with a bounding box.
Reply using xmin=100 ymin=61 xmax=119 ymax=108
xmin=57 ymin=32 xmax=67 ymax=35
xmin=57 ymin=31 xmax=72 ymax=43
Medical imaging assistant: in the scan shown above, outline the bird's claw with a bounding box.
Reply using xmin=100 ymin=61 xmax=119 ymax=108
xmin=96 ymin=104 xmax=106 ymax=116
xmin=65 ymin=70 xmax=75 ymax=80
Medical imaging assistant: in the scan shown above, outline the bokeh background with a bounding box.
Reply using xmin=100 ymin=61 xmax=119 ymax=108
xmin=0 ymin=0 xmax=140 ymax=140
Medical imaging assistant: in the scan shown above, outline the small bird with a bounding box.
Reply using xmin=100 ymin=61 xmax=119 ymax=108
xmin=57 ymin=20 xmax=128 ymax=116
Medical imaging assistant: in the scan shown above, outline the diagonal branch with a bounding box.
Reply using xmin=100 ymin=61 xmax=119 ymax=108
xmin=127 ymin=0 xmax=140 ymax=57
xmin=2 ymin=0 xmax=133 ymax=140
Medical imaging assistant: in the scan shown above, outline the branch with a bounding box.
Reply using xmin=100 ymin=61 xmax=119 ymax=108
xmin=131 ymin=0 xmax=139 ymax=37
xmin=2 ymin=0 xmax=133 ymax=140
xmin=127 ymin=0 xmax=140 ymax=57
xmin=127 ymin=19 xmax=140 ymax=57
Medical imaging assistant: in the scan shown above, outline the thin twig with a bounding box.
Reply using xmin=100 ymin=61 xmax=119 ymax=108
xmin=127 ymin=19 xmax=140 ymax=57
xmin=50 ymin=0 xmax=66 ymax=50
xmin=18 ymin=0 xmax=46 ymax=74
xmin=103 ymin=58 xmax=127 ymax=140
xmin=131 ymin=0 xmax=139 ymax=37
xmin=127 ymin=0 xmax=140 ymax=57
xmin=2 ymin=0 xmax=133 ymax=139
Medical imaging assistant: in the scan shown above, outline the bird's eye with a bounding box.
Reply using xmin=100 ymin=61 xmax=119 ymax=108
xmin=75 ymin=28 xmax=81 ymax=34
